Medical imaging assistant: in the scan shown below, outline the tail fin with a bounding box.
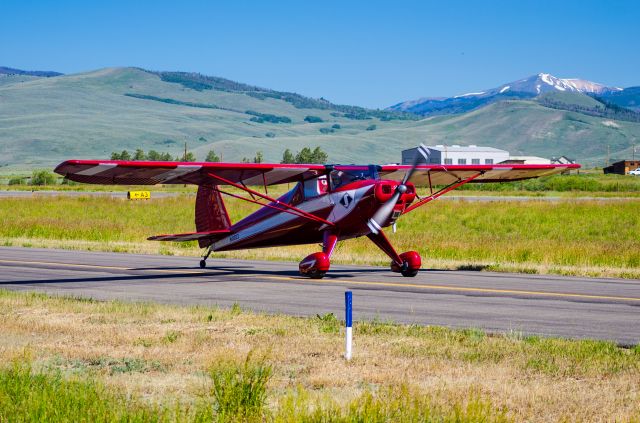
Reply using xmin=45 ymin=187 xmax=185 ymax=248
xmin=195 ymin=185 xmax=231 ymax=248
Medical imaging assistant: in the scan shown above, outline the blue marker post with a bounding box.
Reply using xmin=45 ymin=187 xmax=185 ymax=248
xmin=345 ymin=291 xmax=353 ymax=360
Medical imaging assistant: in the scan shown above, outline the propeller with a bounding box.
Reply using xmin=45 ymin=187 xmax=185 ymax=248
xmin=367 ymin=144 xmax=431 ymax=234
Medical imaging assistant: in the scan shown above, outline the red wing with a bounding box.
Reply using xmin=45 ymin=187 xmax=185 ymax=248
xmin=54 ymin=160 xmax=328 ymax=186
xmin=379 ymin=163 xmax=580 ymax=185
xmin=147 ymin=229 xmax=231 ymax=242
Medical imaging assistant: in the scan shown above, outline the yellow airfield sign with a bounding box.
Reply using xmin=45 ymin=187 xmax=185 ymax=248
xmin=127 ymin=191 xmax=151 ymax=200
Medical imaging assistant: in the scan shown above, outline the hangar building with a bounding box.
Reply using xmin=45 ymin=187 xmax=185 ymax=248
xmin=402 ymin=145 xmax=509 ymax=165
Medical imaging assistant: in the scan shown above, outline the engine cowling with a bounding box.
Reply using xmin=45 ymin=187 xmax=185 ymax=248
xmin=299 ymin=252 xmax=330 ymax=279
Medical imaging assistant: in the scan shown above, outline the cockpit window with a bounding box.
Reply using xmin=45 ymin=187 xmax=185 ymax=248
xmin=329 ymin=166 xmax=378 ymax=190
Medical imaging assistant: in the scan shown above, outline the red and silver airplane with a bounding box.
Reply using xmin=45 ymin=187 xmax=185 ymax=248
xmin=55 ymin=145 xmax=579 ymax=279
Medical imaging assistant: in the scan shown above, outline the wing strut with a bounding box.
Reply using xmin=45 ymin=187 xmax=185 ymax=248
xmin=403 ymin=172 xmax=483 ymax=214
xmin=206 ymin=172 xmax=335 ymax=226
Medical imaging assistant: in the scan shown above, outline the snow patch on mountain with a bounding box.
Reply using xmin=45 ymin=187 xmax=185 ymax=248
xmin=454 ymin=91 xmax=485 ymax=98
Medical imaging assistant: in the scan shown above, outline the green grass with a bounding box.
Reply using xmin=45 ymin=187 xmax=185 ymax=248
xmin=0 ymin=193 xmax=637 ymax=278
xmin=0 ymin=364 xmax=509 ymax=423
xmin=461 ymin=173 xmax=640 ymax=192
xmin=0 ymin=364 xmax=168 ymax=422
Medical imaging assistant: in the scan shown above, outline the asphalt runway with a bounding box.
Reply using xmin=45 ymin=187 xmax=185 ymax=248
xmin=1 ymin=247 xmax=638 ymax=345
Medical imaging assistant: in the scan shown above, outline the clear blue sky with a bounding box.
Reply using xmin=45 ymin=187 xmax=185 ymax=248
xmin=2 ymin=0 xmax=639 ymax=108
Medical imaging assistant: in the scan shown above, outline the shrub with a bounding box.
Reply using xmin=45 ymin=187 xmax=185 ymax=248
xmin=209 ymin=353 xmax=272 ymax=420
xmin=304 ymin=115 xmax=323 ymax=123
xmin=8 ymin=177 xmax=26 ymax=185
xmin=31 ymin=170 xmax=56 ymax=186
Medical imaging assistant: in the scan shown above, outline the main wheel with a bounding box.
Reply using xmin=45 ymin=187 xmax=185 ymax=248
xmin=199 ymin=259 xmax=207 ymax=269
xmin=308 ymin=270 xmax=326 ymax=279
xmin=400 ymin=266 xmax=419 ymax=277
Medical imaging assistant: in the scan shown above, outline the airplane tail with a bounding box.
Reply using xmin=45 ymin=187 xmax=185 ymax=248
xmin=195 ymin=185 xmax=232 ymax=247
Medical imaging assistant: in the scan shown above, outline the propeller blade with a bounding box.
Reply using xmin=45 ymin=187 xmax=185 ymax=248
xmin=367 ymin=191 xmax=401 ymax=234
xmin=402 ymin=143 xmax=431 ymax=185
xmin=367 ymin=144 xmax=431 ymax=234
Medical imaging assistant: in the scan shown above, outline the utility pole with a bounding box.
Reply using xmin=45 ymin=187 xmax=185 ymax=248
xmin=184 ymin=142 xmax=187 ymax=161
xmin=607 ymin=144 xmax=610 ymax=167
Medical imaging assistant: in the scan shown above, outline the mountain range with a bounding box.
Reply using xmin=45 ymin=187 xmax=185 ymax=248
xmin=1 ymin=67 xmax=639 ymax=171
xmin=389 ymin=73 xmax=639 ymax=116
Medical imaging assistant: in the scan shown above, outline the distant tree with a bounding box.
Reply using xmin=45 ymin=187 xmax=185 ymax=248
xmin=133 ymin=149 xmax=146 ymax=161
xmin=241 ymin=157 xmax=251 ymax=163
xmin=147 ymin=150 xmax=161 ymax=161
xmin=110 ymin=151 xmax=121 ymax=160
xmin=253 ymin=151 xmax=264 ymax=163
xmin=304 ymin=115 xmax=323 ymax=123
xmin=179 ymin=152 xmax=196 ymax=162
xmin=311 ymin=146 xmax=328 ymax=163
xmin=31 ymin=170 xmax=56 ymax=186
xmin=281 ymin=149 xmax=295 ymax=164
xmin=160 ymin=152 xmax=173 ymax=161
xmin=205 ymin=149 xmax=220 ymax=162
xmin=366 ymin=124 xmax=377 ymax=131
xmin=295 ymin=147 xmax=313 ymax=163
xmin=331 ymin=124 xmax=341 ymax=129
xmin=119 ymin=150 xmax=132 ymax=160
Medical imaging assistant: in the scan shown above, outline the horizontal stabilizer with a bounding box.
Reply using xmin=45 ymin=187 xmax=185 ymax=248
xmin=148 ymin=229 xmax=230 ymax=242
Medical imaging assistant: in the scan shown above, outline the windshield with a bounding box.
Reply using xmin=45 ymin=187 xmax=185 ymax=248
xmin=329 ymin=166 xmax=378 ymax=190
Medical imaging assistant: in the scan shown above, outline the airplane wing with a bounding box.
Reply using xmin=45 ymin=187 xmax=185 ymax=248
xmin=379 ymin=163 xmax=580 ymax=185
xmin=54 ymin=160 xmax=328 ymax=186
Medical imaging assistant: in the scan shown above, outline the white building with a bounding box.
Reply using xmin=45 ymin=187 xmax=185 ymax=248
xmin=402 ymin=145 xmax=509 ymax=165
xmin=502 ymin=156 xmax=551 ymax=165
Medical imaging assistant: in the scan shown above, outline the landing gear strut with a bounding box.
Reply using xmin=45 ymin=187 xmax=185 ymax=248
xmin=199 ymin=247 xmax=213 ymax=269
xmin=367 ymin=231 xmax=421 ymax=277
xmin=299 ymin=232 xmax=338 ymax=279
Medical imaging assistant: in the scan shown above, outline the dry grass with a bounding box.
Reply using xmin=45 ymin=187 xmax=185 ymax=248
xmin=1 ymin=290 xmax=639 ymax=421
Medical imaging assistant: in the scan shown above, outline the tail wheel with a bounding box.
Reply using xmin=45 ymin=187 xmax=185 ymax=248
xmin=199 ymin=260 xmax=207 ymax=269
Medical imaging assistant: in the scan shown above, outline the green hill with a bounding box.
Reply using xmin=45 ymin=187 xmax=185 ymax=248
xmin=0 ymin=67 xmax=638 ymax=170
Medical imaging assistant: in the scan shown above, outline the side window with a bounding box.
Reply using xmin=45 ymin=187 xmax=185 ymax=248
xmin=303 ymin=176 xmax=328 ymax=199
xmin=444 ymin=158 xmax=453 ymax=165
xmin=458 ymin=158 xmax=467 ymax=165
xmin=485 ymin=159 xmax=494 ymax=164
xmin=472 ymin=158 xmax=480 ymax=164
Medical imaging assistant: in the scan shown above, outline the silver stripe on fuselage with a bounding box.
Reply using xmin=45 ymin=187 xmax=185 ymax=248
xmin=211 ymin=185 xmax=372 ymax=251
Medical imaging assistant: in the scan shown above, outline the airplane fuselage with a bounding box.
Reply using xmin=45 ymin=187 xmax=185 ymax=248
xmin=211 ymin=178 xmax=415 ymax=252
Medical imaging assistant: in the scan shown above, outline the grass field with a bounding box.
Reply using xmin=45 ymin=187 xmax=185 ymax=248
xmin=0 ymin=191 xmax=638 ymax=278
xmin=0 ymin=290 xmax=639 ymax=421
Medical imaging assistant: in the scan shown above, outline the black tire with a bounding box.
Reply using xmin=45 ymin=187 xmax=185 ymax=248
xmin=309 ymin=270 xmax=326 ymax=279
xmin=400 ymin=261 xmax=418 ymax=277
xmin=199 ymin=260 xmax=207 ymax=269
